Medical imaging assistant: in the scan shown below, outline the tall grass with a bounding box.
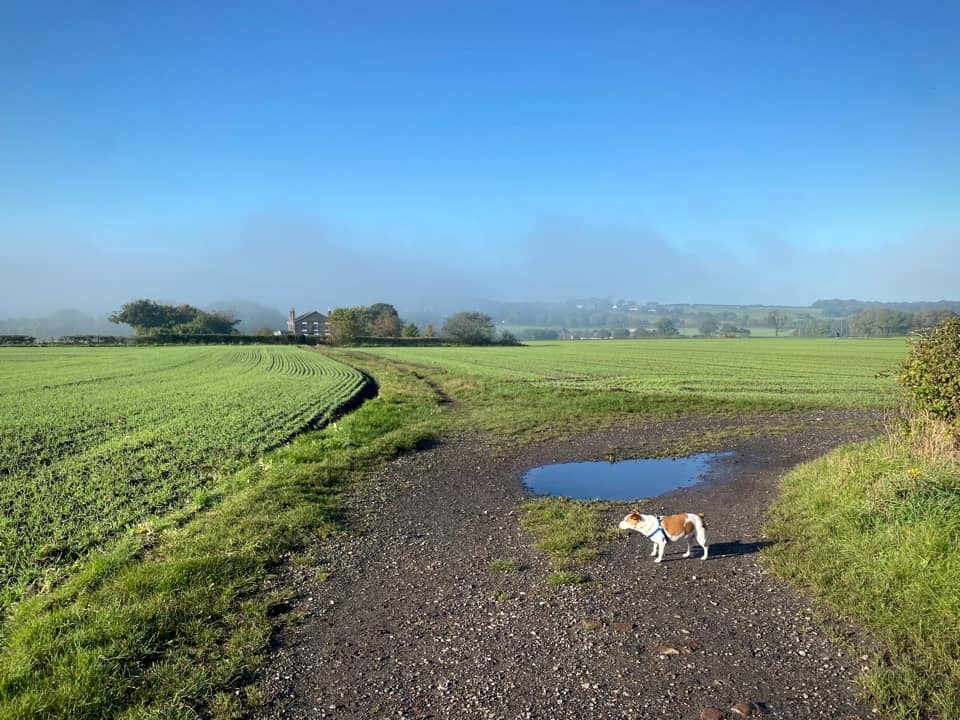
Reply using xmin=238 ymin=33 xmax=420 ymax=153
xmin=765 ymin=416 xmax=960 ymax=719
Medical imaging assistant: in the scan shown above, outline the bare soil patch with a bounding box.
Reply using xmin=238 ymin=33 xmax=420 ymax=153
xmin=257 ymin=411 xmax=883 ymax=720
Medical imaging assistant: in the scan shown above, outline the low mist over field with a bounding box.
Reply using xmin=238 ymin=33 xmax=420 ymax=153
xmin=2 ymin=220 xmax=959 ymax=320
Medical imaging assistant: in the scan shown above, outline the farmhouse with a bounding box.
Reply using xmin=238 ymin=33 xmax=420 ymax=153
xmin=282 ymin=308 xmax=329 ymax=336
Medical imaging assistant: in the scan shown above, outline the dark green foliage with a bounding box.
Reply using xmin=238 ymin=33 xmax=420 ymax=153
xmin=327 ymin=307 xmax=372 ymax=345
xmin=328 ymin=303 xmax=407 ymax=344
xmin=442 ymin=311 xmax=496 ymax=344
xmin=109 ymin=299 xmax=240 ymax=336
xmin=654 ymin=317 xmax=680 ymax=337
xmin=899 ymin=316 xmax=960 ymax=424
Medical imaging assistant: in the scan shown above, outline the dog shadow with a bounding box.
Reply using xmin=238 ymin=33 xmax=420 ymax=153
xmin=707 ymin=539 xmax=775 ymax=559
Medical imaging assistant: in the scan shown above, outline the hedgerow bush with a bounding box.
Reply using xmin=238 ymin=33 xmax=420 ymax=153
xmin=898 ymin=315 xmax=960 ymax=426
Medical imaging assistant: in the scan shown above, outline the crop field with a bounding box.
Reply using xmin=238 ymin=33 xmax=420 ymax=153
xmin=0 ymin=346 xmax=368 ymax=608
xmin=353 ymin=337 xmax=908 ymax=409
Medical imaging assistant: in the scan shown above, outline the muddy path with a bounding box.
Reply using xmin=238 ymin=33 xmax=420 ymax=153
xmin=256 ymin=412 xmax=883 ymax=720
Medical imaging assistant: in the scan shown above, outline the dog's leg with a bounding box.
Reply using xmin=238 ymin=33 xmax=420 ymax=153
xmin=654 ymin=542 xmax=666 ymax=563
xmin=649 ymin=542 xmax=657 ymax=557
xmin=696 ymin=525 xmax=709 ymax=560
xmin=683 ymin=540 xmax=692 ymax=558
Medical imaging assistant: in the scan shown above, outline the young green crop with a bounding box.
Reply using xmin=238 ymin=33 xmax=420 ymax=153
xmin=353 ymin=338 xmax=904 ymax=403
xmin=350 ymin=338 xmax=906 ymax=437
xmin=0 ymin=346 xmax=369 ymax=609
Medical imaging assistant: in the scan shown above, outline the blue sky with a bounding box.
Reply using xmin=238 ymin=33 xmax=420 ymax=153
xmin=2 ymin=1 xmax=958 ymax=316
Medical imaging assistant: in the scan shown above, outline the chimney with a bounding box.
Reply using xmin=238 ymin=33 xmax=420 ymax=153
xmin=288 ymin=307 xmax=296 ymax=334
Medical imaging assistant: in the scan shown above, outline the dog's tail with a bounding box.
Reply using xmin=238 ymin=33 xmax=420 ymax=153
xmin=697 ymin=512 xmax=706 ymax=526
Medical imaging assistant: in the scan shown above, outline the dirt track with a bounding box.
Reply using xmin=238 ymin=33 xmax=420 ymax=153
xmin=256 ymin=412 xmax=882 ymax=720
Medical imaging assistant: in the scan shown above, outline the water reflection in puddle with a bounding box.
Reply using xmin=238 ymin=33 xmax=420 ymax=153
xmin=522 ymin=452 xmax=733 ymax=500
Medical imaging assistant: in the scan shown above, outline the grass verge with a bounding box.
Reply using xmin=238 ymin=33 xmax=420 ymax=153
xmin=0 ymin=353 xmax=445 ymax=719
xmin=764 ymin=417 xmax=960 ymax=720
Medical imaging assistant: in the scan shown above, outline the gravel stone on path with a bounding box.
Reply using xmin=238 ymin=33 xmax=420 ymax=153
xmin=255 ymin=412 xmax=882 ymax=720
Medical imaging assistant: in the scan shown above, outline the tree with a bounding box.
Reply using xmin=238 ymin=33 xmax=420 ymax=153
xmin=851 ymin=308 xmax=913 ymax=337
xmin=423 ymin=323 xmax=435 ymax=338
xmin=174 ymin=311 xmax=239 ymax=334
xmin=109 ymin=299 xmax=239 ymax=335
xmin=371 ymin=313 xmax=402 ymax=337
xmin=499 ymin=330 xmax=519 ymax=345
xmin=327 ymin=307 xmax=371 ymax=345
xmin=655 ymin=317 xmax=680 ymax=337
xmin=369 ymin=303 xmax=403 ymax=337
xmin=766 ymin=311 xmax=788 ymax=337
xmin=109 ymin=299 xmax=172 ymax=336
xmin=698 ymin=314 xmax=719 ymax=337
xmin=402 ymin=322 xmax=420 ymax=338
xmin=442 ymin=311 xmax=496 ymax=344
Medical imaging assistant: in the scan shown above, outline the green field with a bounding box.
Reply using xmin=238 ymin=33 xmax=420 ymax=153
xmin=352 ymin=338 xmax=906 ymax=409
xmin=0 ymin=337 xmax=921 ymax=718
xmin=0 ymin=346 xmax=368 ymax=608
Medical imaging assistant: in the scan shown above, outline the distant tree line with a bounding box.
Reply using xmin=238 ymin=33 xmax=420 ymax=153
xmin=849 ymin=308 xmax=957 ymax=337
xmin=326 ymin=303 xmax=414 ymax=345
xmin=814 ymin=298 xmax=960 ymax=318
xmin=517 ymin=317 xmax=689 ymax=340
xmin=327 ymin=306 xmax=517 ymax=346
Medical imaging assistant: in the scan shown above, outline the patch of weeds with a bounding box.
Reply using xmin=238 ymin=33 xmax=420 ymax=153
xmin=520 ymin=497 xmax=601 ymax=566
xmin=492 ymin=591 xmax=513 ymax=602
xmin=487 ymin=559 xmax=521 ymax=573
xmin=547 ymin=571 xmax=591 ymax=586
xmin=520 ymin=497 xmax=605 ymax=588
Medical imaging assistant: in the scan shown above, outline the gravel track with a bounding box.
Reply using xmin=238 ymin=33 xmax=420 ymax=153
xmin=256 ymin=412 xmax=883 ymax=720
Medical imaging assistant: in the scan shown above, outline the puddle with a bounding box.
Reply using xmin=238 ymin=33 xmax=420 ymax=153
xmin=522 ymin=452 xmax=732 ymax=500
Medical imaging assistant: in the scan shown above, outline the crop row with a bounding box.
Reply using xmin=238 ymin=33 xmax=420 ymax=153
xmin=0 ymin=346 xmax=368 ymax=608
xmin=353 ymin=337 xmax=908 ymax=408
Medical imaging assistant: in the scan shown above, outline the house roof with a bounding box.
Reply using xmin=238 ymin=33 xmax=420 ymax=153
xmin=294 ymin=311 xmax=327 ymax=322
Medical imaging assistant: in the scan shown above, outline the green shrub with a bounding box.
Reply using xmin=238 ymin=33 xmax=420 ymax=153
xmin=898 ymin=316 xmax=960 ymax=425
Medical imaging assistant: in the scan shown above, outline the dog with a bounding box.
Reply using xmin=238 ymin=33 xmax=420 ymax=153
xmin=619 ymin=510 xmax=708 ymax=562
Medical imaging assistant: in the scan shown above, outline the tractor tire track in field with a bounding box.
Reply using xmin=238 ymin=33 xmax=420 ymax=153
xmin=257 ymin=412 xmax=883 ymax=720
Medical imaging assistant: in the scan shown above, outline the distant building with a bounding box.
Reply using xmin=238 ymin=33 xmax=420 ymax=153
xmin=282 ymin=307 xmax=328 ymax=336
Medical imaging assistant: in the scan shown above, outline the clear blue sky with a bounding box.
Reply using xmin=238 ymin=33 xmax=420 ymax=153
xmin=2 ymin=1 xmax=958 ymax=316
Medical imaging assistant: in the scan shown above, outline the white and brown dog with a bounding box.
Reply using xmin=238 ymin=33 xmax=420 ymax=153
xmin=619 ymin=510 xmax=709 ymax=562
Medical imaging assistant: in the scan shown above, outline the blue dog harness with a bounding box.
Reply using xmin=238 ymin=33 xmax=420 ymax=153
xmin=646 ymin=515 xmax=670 ymax=542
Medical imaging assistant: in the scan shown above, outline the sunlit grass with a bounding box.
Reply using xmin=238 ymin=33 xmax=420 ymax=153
xmin=0 ymin=346 xmax=368 ymax=610
xmin=765 ymin=417 xmax=960 ymax=719
xmin=0 ymin=353 xmax=444 ymax=719
xmin=350 ymin=338 xmax=905 ymax=439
